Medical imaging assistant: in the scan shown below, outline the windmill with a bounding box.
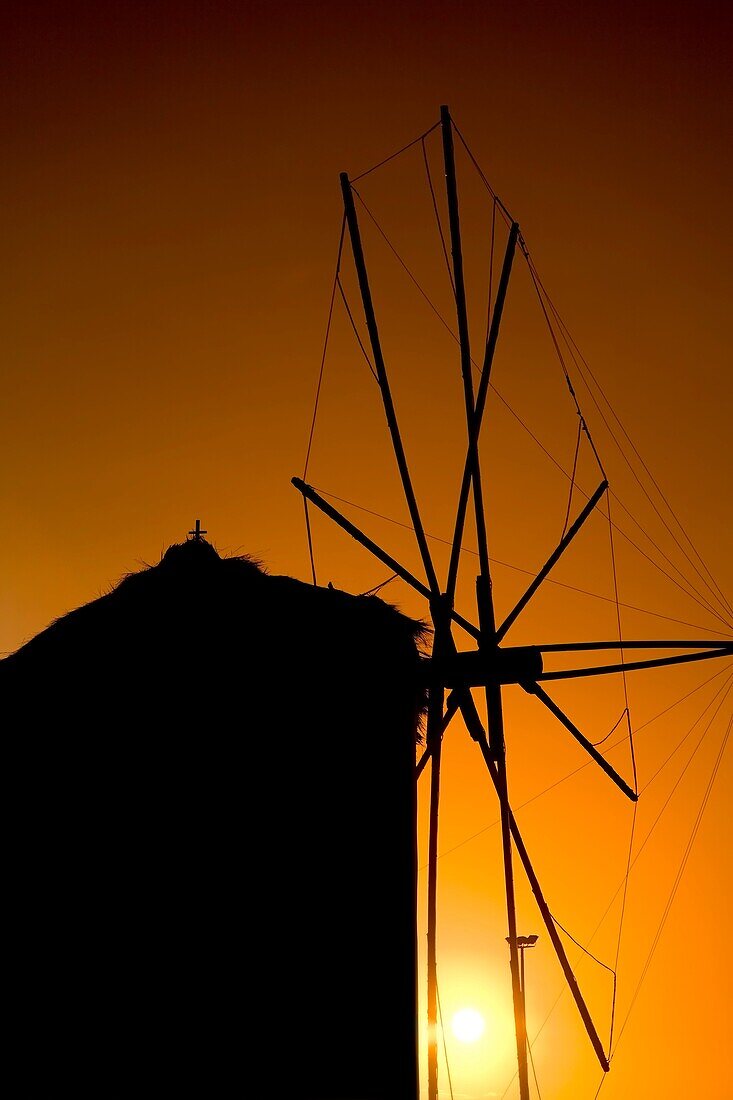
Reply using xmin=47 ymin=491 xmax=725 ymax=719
xmin=293 ymin=105 xmax=732 ymax=1100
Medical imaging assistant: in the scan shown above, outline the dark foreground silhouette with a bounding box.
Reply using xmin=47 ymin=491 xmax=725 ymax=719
xmin=4 ymin=538 xmax=426 ymax=1098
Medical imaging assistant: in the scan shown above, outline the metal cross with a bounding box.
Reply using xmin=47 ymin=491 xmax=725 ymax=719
xmin=188 ymin=519 xmax=207 ymax=541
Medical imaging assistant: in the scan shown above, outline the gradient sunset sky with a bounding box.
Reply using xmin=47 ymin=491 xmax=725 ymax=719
xmin=3 ymin=2 xmax=732 ymax=1097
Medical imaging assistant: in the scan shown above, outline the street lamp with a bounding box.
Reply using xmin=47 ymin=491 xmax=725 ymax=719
xmin=506 ymin=934 xmax=539 ymax=1061
xmin=506 ymin=934 xmax=539 ymax=999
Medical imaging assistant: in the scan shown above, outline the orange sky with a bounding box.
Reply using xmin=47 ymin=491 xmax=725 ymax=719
xmin=3 ymin=3 xmax=732 ymax=1097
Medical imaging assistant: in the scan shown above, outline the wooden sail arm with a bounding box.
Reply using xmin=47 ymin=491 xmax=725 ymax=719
xmin=495 ymin=479 xmax=609 ymax=643
xmin=536 ymin=644 xmax=733 ymax=682
xmin=535 ymin=639 xmax=733 ymax=652
xmin=340 ymin=172 xmax=440 ymax=597
xmin=291 ymin=477 xmax=481 ymax=640
xmin=522 ymin=681 xmax=637 ymax=801
xmin=416 ymin=692 xmax=461 ymax=779
xmin=446 ymin=222 xmax=519 ymax=603
xmin=455 ymin=688 xmax=611 ymax=1073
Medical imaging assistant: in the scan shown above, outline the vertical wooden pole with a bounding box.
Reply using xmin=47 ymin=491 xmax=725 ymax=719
xmin=446 ymin=223 xmax=518 ymax=600
xmin=440 ymin=105 xmax=492 ymax=603
xmin=426 ymin=669 xmax=443 ymax=1100
xmin=426 ymin=595 xmax=451 ymax=1100
xmin=477 ymin=575 xmax=531 ymax=1100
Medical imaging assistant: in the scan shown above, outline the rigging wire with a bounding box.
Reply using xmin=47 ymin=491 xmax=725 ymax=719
xmin=524 ymin=248 xmax=607 ymax=481
xmin=336 ymin=276 xmax=379 ymax=381
xmin=504 ymin=677 xmax=731 ymax=1100
xmin=455 ymin=109 xmax=728 ymax=619
xmin=302 ymin=213 xmax=346 ymax=584
xmin=607 ymin=496 xmax=639 ymax=793
xmin=527 ymin=1040 xmax=543 ymax=1100
xmin=540 ymin=274 xmax=733 ymax=625
xmin=440 ymin=118 xmax=729 ymax=629
xmin=542 ymin=503 xmax=639 ymax=1066
xmin=610 ymin=712 xmax=732 ymax=1063
xmin=516 ymin=674 xmax=733 ymax=1100
xmin=436 ymin=979 xmax=456 ymax=1100
xmin=309 ymin=485 xmax=732 ymax=638
xmin=340 ymin=189 xmax=729 ymax=630
xmin=526 ymin=255 xmax=733 ymax=629
xmin=592 ymin=707 xmax=629 ymax=749
xmin=608 ymin=802 xmax=637 ymax=1053
xmin=421 ymin=135 xmax=456 ymax=298
xmin=523 ymin=247 xmax=729 ymax=629
xmin=552 ymin=910 xmax=619 ymax=1058
xmin=351 ymin=187 xmax=460 ymax=342
xmin=560 ymin=418 xmax=583 ymax=541
xmin=450 ymin=119 xmax=514 ymax=226
xmin=421 ymin=666 xmax=732 ymax=870
xmin=360 ymin=572 xmax=399 ymax=596
xmin=485 ymin=196 xmax=497 ymax=350
xmin=591 ymin=703 xmax=733 ymax=1098
xmin=345 ymin=114 xmax=729 ymax=634
xmin=349 ymin=120 xmax=441 ymax=183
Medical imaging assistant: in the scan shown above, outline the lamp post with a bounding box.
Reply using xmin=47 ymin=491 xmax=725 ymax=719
xmin=506 ymin=934 xmax=539 ymax=1067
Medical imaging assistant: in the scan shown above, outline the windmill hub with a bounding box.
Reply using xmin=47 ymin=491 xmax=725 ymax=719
xmin=433 ymin=645 xmax=543 ymax=688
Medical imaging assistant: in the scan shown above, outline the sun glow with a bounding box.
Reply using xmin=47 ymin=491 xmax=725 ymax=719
xmin=451 ymin=1007 xmax=486 ymax=1044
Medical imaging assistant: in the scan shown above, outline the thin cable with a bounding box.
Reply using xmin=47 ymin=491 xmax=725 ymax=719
xmin=302 ymin=214 xmax=346 ymax=585
xmin=450 ymin=120 xmax=514 ymax=224
xmin=587 ymin=675 xmax=732 ymax=940
xmin=560 ymin=418 xmax=583 ymax=540
xmin=524 ymin=248 xmax=731 ymax=627
xmin=608 ymin=802 xmax=637 ymax=1052
xmin=303 ymin=214 xmax=345 ymax=479
xmin=352 ymin=187 xmax=461 ymax=343
xmin=337 ymin=188 xmax=729 ymax=627
xmin=592 ymin=707 xmax=629 ymax=748
xmin=639 ymin=668 xmax=733 ymax=794
xmin=352 ymin=141 xmax=728 ymax=630
xmin=608 ymin=496 xmax=638 ymax=794
xmin=551 ymin=809 xmax=633 ymax=1061
xmin=543 ymin=275 xmax=733 ymax=623
xmin=349 ymin=120 xmax=440 ymax=182
xmin=303 ymin=499 xmax=317 ymax=587
xmin=499 ymin=673 xmax=733 ymax=1100
xmin=349 ymin=114 xmax=728 ymax=627
xmin=552 ymin=914 xmax=616 ymax=978
xmin=610 ymin=712 xmax=732 ymax=1062
xmin=527 ymin=1039 xmax=543 ymax=1100
xmin=494 ymin=367 xmax=728 ymax=622
xmin=528 ymin=256 xmax=733 ymax=628
xmin=525 ymin=249 xmax=607 ymax=480
xmin=421 ymin=135 xmax=456 ymax=297
xmin=436 ymin=980 xmax=456 ymax=1100
xmin=425 ymin=668 xmax=732 ymax=869
xmin=501 ymin=1034 xmax=546 ymax=1100
xmin=574 ymin=682 xmax=731 ymax=1021
xmin=336 ymin=276 xmax=379 ymax=381
xmin=309 ymin=485 xmax=733 ymax=637
xmin=360 ymin=572 xmax=399 ymax=596
xmin=485 ymin=197 xmax=497 ymax=349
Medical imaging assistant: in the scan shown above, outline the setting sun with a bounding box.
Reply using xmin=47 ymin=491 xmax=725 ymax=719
xmin=451 ymin=1007 xmax=486 ymax=1044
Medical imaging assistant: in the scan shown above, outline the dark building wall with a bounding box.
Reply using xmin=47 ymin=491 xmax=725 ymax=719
xmin=5 ymin=540 xmax=426 ymax=1099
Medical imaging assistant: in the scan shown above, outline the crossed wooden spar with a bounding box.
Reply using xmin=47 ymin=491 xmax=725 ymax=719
xmin=292 ymin=106 xmax=733 ymax=1100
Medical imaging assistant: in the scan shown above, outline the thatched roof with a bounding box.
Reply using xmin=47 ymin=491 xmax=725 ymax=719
xmin=3 ymin=537 xmax=428 ymax=736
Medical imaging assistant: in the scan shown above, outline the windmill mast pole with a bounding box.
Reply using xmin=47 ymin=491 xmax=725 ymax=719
xmin=440 ymin=104 xmax=530 ymax=1100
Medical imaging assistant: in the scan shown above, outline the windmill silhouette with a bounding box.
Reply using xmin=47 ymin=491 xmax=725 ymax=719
xmin=293 ymin=105 xmax=733 ymax=1100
